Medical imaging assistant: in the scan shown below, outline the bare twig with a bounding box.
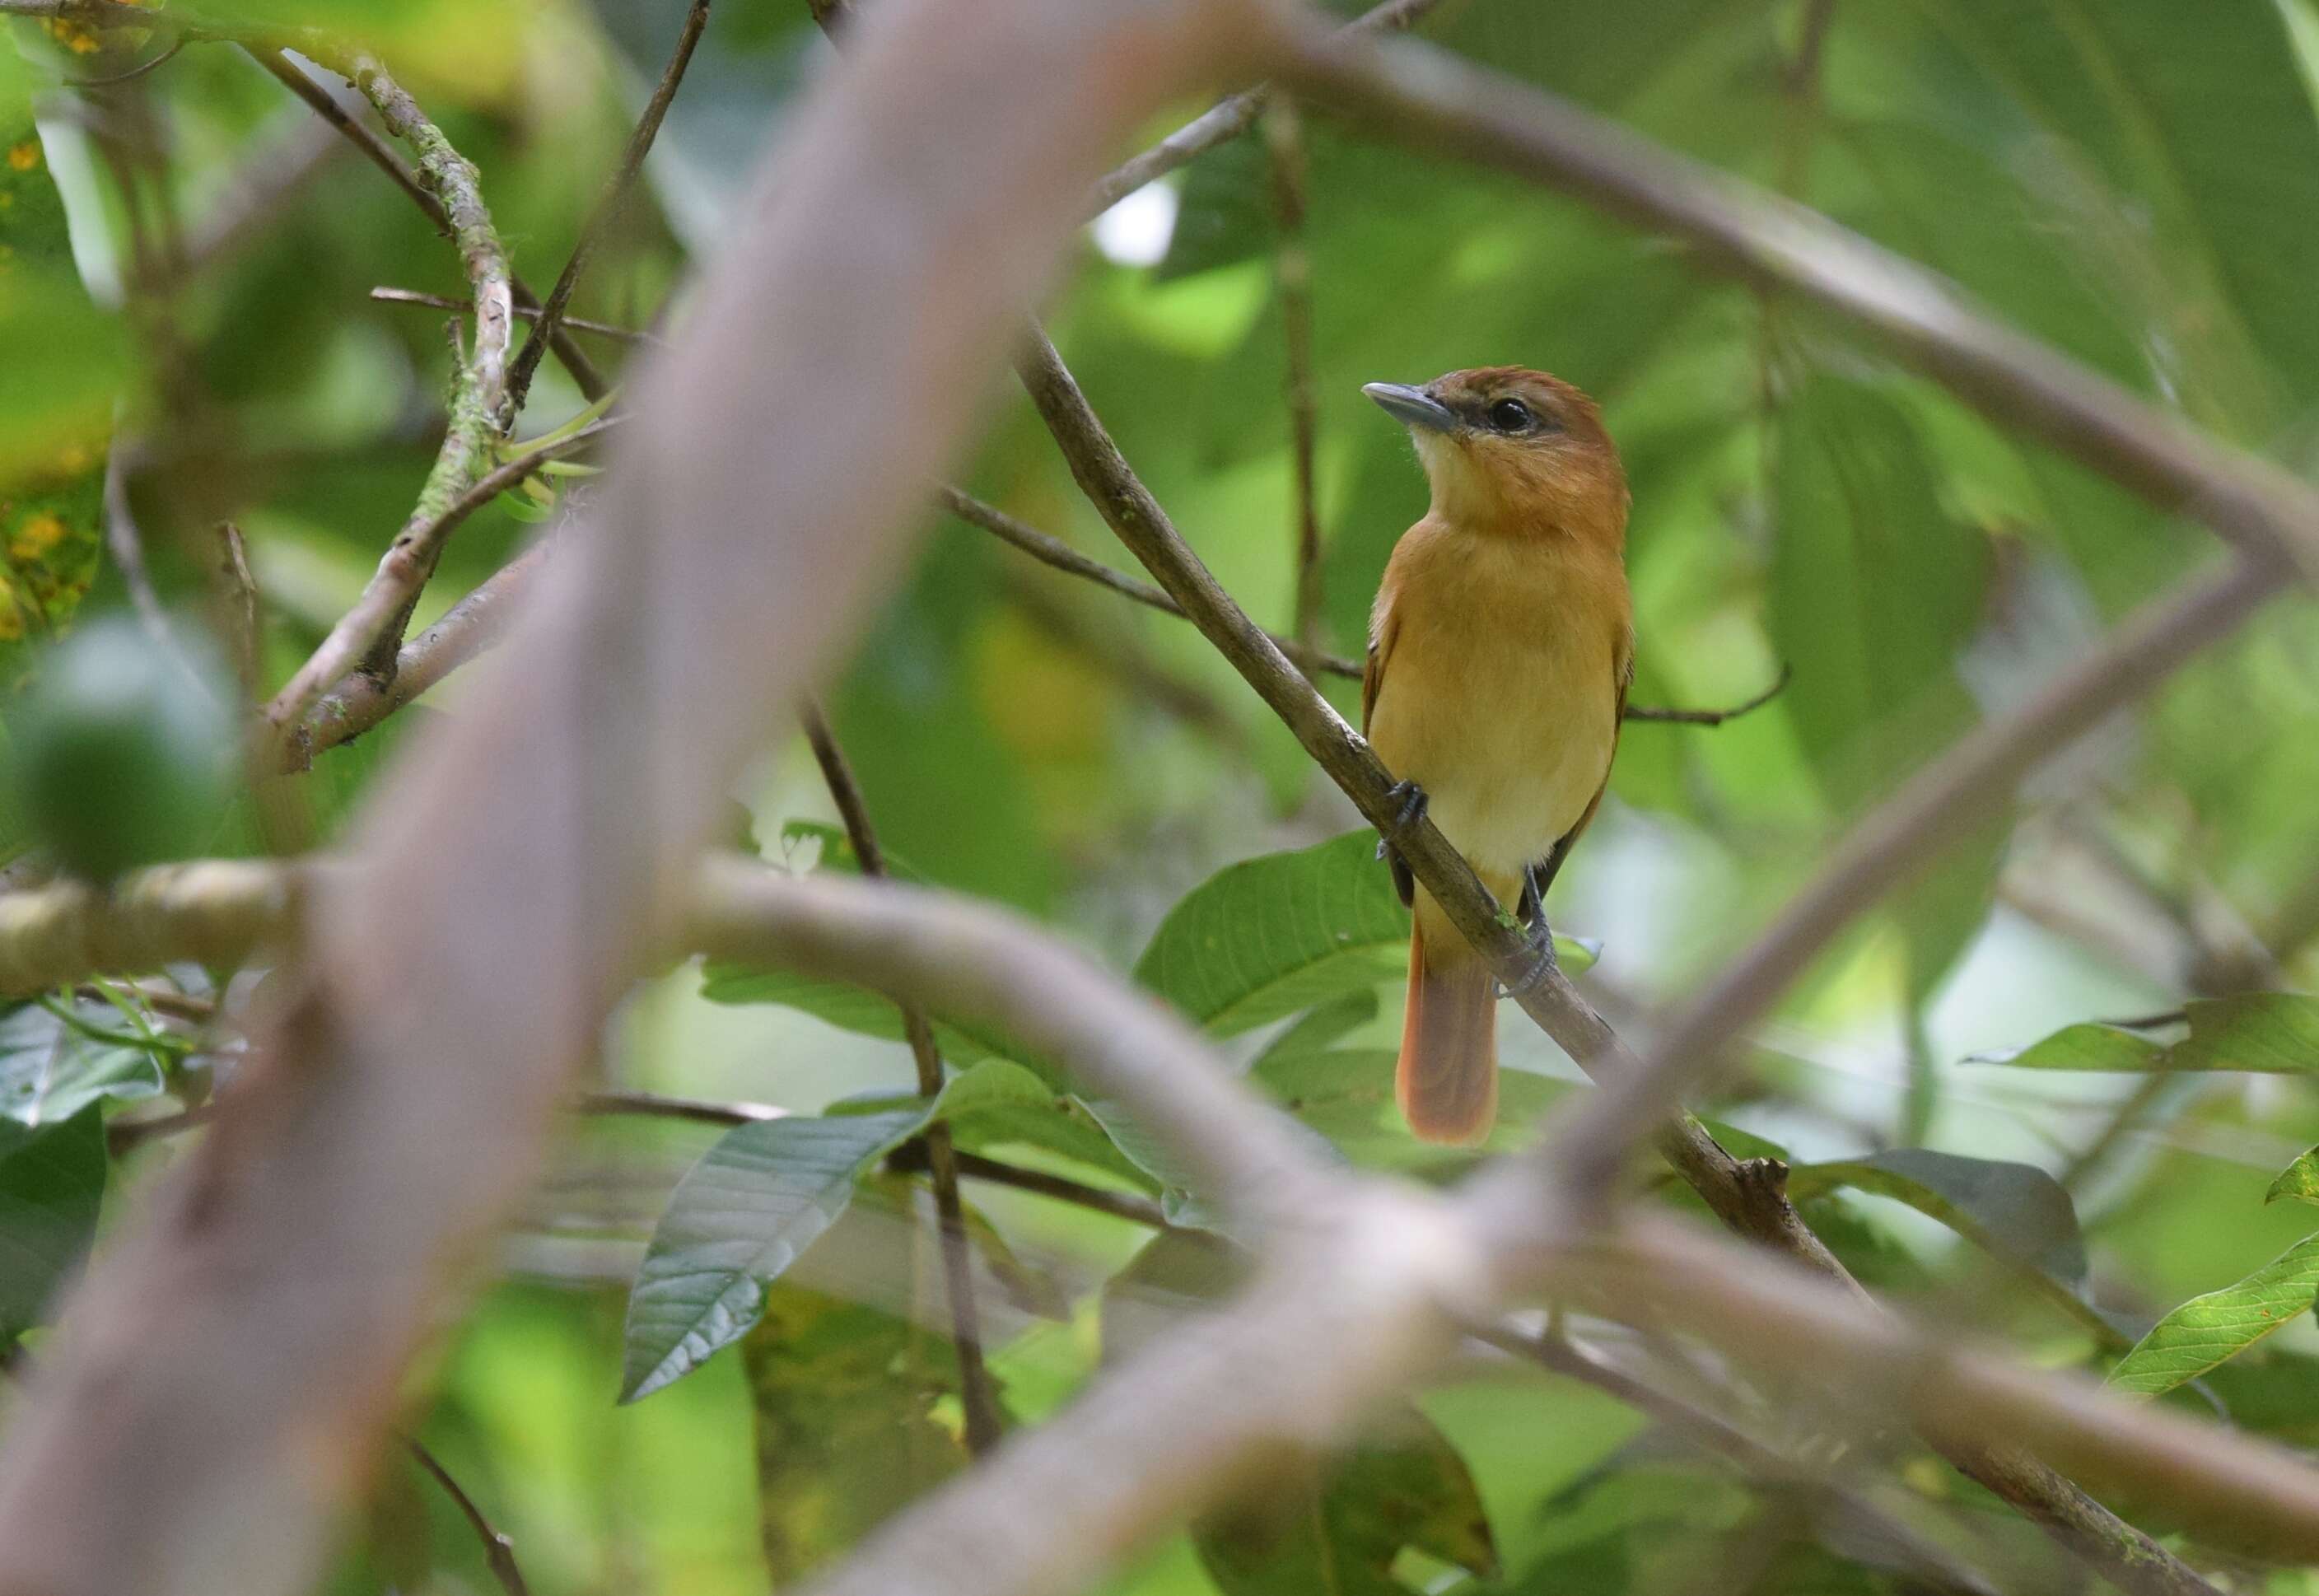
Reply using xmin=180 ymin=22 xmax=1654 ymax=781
xmin=1085 ymin=0 xmax=1447 ymax=217
xmin=1264 ymin=97 xmax=1325 ymax=659
xmin=101 ymin=448 xmax=175 ymax=652
xmin=403 ymin=1435 xmax=531 ymax=1596
xmin=373 ymin=287 xmax=658 ymax=346
xmin=942 ymin=486 xmax=1780 ymax=723
xmin=1283 ymin=26 xmax=2319 ymax=586
xmin=945 ymin=1150 xmax=1169 ymax=1231
xmin=1622 ymin=662 xmax=1790 ymax=725
xmin=940 ymin=486 xmax=1360 ymax=679
xmin=502 ymin=0 xmax=710 ymax=414
xmin=63 ymin=35 xmax=184 ymax=87
xmin=250 ymin=49 xmax=609 ymax=402
xmin=210 ymin=521 xmax=262 ymax=704
xmin=576 ymin=1086 xmax=780 ymax=1126
xmin=800 ymin=702 xmax=1005 ymax=1456
xmin=264 ymin=419 xmax=618 ymax=742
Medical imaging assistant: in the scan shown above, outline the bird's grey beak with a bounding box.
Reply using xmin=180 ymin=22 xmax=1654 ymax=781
xmin=1362 ymin=382 xmax=1458 ymax=434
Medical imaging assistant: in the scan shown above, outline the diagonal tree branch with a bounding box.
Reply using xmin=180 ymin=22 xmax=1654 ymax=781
xmin=1084 ymin=0 xmax=1448 ymax=217
xmin=799 ymin=701 xmax=1006 ymax=1455
xmin=501 ymin=0 xmax=710 ymax=414
xmin=404 ymin=1436 xmax=531 ymax=1596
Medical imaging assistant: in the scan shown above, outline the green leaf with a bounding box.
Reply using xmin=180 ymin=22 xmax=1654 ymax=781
xmin=742 ymin=1283 xmax=968 ymax=1584
xmin=1155 ymin=129 xmax=1271 ymax=282
xmin=1135 ymin=831 xmax=1593 ymax=1038
xmin=1766 ymin=375 xmax=1985 ymax=819
xmin=1788 ymin=1149 xmax=2098 ymax=1334
xmin=0 ymin=997 xmax=168 ymax=1125
xmin=1974 ymin=995 xmax=2319 ymax=1074
xmin=621 ymin=1105 xmax=931 ymax=1402
xmin=0 ymin=1104 xmax=102 ymax=1342
xmin=2169 ymin=995 xmax=2319 ymax=1072
xmin=2108 ymin=1232 xmax=2319 ymax=1398
xmin=2266 ymin=1147 xmax=2319 ymax=1208
xmin=1967 ymin=1023 xmax=2163 ymax=1072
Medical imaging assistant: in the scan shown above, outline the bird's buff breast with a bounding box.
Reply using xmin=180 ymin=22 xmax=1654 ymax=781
xmin=1367 ymin=537 xmax=1619 ymax=879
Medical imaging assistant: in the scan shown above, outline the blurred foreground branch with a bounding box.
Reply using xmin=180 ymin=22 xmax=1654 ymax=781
xmin=0 ymin=2 xmax=1276 ymax=1591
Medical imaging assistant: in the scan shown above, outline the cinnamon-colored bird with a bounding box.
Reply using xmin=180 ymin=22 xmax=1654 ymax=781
xmin=1361 ymin=367 xmax=1633 ymax=1145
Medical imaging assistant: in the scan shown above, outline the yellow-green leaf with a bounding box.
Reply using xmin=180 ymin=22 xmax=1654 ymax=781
xmin=2107 ymin=1233 xmax=2319 ymax=1398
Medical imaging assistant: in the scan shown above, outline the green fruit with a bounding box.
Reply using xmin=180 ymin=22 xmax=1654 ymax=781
xmin=8 ymin=616 xmax=236 ymax=881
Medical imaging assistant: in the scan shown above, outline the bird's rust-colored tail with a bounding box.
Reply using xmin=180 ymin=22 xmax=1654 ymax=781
xmin=1397 ymin=886 xmax=1504 ymax=1145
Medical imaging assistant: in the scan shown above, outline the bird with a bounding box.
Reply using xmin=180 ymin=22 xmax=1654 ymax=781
xmin=1360 ymin=366 xmax=1633 ymax=1145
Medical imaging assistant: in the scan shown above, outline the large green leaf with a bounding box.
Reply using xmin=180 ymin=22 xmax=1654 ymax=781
xmin=1974 ymin=996 xmax=2319 ymax=1074
xmin=623 ymin=1060 xmax=1060 ymax=1399
xmin=1856 ymin=0 xmax=2319 ymax=427
xmin=1136 ymin=830 xmax=1593 ymax=1038
xmin=621 ymin=1105 xmax=931 ymax=1402
xmin=0 ymin=997 xmax=169 ymax=1125
xmin=1768 ymin=376 xmax=1986 ymax=815
xmin=0 ymin=1104 xmax=102 ymax=1342
xmin=1788 ymin=1149 xmax=2098 ymax=1334
xmin=741 ymin=1283 xmax=968 ymax=1584
xmin=2107 ymin=1232 xmax=2319 ymax=1398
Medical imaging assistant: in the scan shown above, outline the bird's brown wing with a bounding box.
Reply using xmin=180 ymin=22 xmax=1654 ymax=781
xmin=1533 ymin=628 xmax=1633 ymax=898
xmin=1365 ymin=591 xmax=1416 ymax=906
xmin=1362 ymin=595 xmax=1398 ymax=735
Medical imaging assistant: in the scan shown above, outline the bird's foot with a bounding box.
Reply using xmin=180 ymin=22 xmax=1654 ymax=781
xmin=1497 ymin=913 xmax=1561 ymax=1000
xmin=1373 ymin=779 xmax=1430 ymax=860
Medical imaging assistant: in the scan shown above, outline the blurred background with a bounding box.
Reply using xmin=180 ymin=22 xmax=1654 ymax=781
xmin=4 ymin=0 xmax=2319 ymax=1590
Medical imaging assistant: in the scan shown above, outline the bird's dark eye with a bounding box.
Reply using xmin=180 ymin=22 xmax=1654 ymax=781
xmin=1489 ymin=398 xmax=1535 ymax=432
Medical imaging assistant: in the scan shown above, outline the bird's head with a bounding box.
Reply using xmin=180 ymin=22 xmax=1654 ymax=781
xmin=1363 ymin=366 xmax=1628 ymax=547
